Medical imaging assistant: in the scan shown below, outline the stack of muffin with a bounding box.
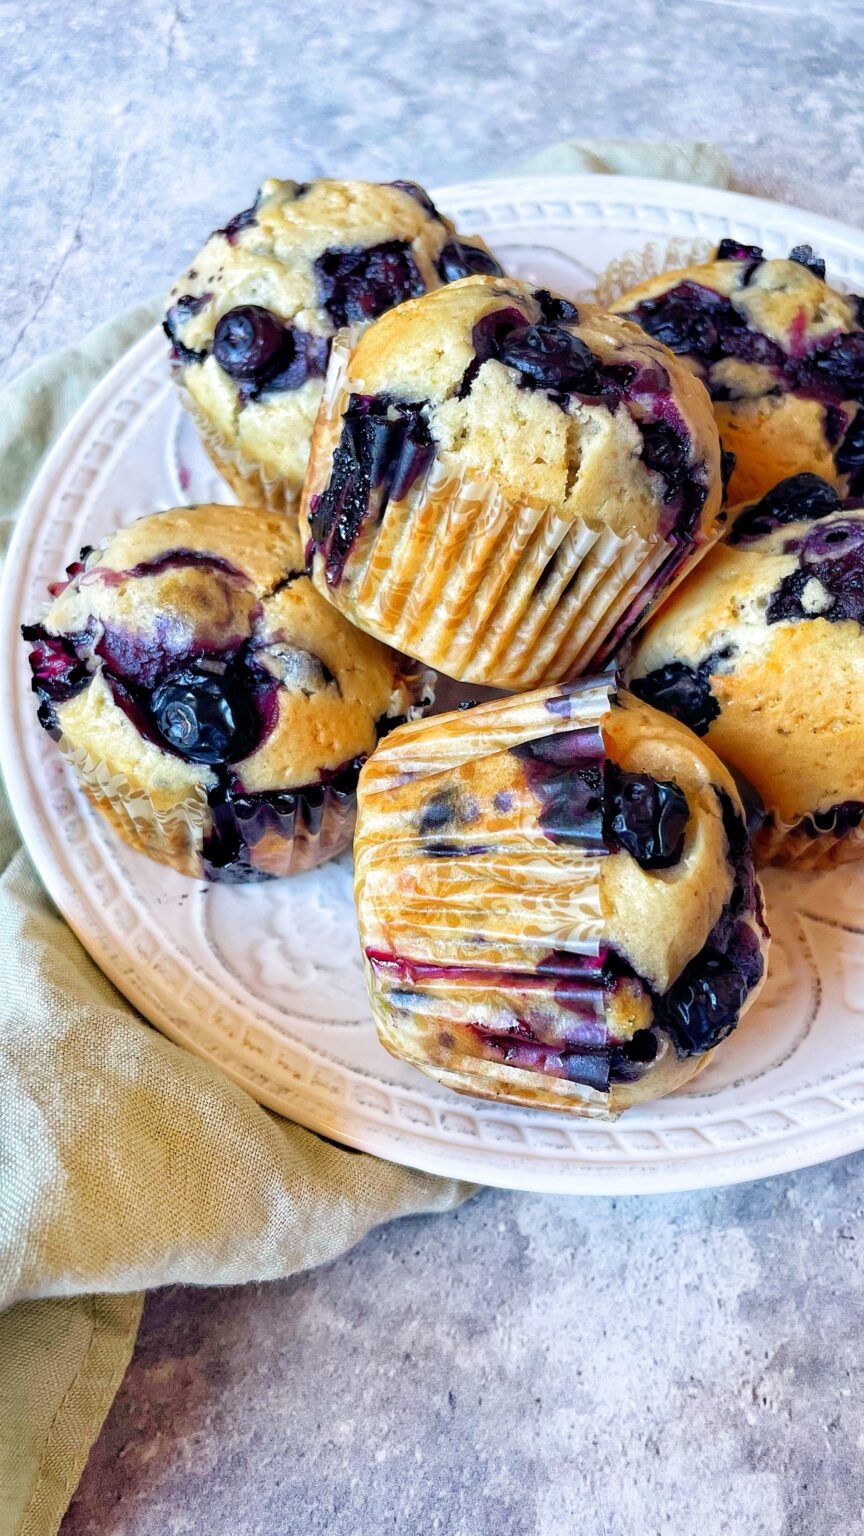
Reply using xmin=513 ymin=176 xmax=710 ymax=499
xmin=25 ymin=178 xmax=864 ymax=1119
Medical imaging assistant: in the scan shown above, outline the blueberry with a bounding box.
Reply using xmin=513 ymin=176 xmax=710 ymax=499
xmin=789 ymin=244 xmax=826 ymax=280
xmin=800 ymin=800 xmax=864 ymax=837
xmin=534 ymin=289 xmax=579 ymax=325
xmin=658 ymin=949 xmax=749 ymax=1055
xmin=435 ymin=239 xmax=503 ymax=283
xmin=728 ymin=473 xmax=842 ymax=543
xmin=720 ymin=447 xmax=737 ymax=498
xmin=163 ymin=293 xmax=211 ymax=366
xmin=389 ymin=180 xmax=442 ymax=219
xmin=604 ymin=764 xmax=689 ymax=870
xmin=629 ymin=660 xmax=721 ymax=737
xmin=315 ymin=240 xmax=426 ymax=327
xmin=627 ymin=282 xmax=723 ymax=360
xmin=496 ymin=323 xmax=600 ymax=394
xmin=22 ymin=624 xmax=91 ymax=732
xmin=639 ymin=421 xmax=688 ymax=482
xmin=309 ymin=394 xmax=434 ymax=584
xmin=151 ymin=667 xmax=257 ymax=765
xmin=836 ymin=406 xmax=864 ymax=495
xmin=213 ymin=305 xmax=288 ymax=381
xmin=813 ymin=331 xmax=864 ymax=395
xmin=216 ymin=202 xmax=259 ymax=245
xmin=716 ymin=238 xmax=765 ymax=263
xmin=255 ymin=330 xmax=330 ymax=394
xmin=767 ymin=539 xmax=864 ymax=626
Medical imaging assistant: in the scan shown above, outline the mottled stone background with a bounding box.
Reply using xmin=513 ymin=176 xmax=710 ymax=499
xmin=4 ymin=0 xmax=864 ymax=1531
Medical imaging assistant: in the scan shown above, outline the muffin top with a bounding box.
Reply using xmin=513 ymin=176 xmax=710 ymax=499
xmin=327 ymin=274 xmax=722 ymax=551
xmin=612 ymin=240 xmax=864 ymax=497
xmin=25 ymin=504 xmax=415 ymax=797
xmin=163 ymin=179 xmax=501 ymax=493
xmin=627 ymin=472 xmax=864 ymax=828
xmin=355 ymin=681 xmax=766 ymax=1108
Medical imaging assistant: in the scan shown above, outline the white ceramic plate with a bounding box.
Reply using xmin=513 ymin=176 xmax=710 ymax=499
xmin=4 ymin=175 xmax=864 ymax=1195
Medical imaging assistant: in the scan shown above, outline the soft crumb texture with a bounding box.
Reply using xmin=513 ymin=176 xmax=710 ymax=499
xmin=28 ymin=504 xmax=415 ymax=878
xmin=302 ymin=275 xmax=722 ymax=689
xmin=347 ymin=274 xmax=721 ymax=541
xmin=165 ymin=178 xmax=498 ymax=505
xmin=612 ymin=247 xmax=864 ymax=504
xmin=626 ymin=482 xmax=864 ymax=841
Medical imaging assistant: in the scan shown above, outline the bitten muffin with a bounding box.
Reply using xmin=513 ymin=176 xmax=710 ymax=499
xmin=626 ymin=473 xmax=864 ymax=867
xmin=354 ymin=679 xmax=768 ymax=1117
xmin=164 ymin=178 xmax=502 ymax=515
xmin=301 ymin=275 xmax=724 ymax=690
xmin=23 ymin=505 xmax=427 ymax=880
xmin=611 ymin=239 xmax=864 ymax=505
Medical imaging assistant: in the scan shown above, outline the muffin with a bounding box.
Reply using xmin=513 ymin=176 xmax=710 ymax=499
xmin=354 ymin=680 xmax=768 ymax=1117
xmin=301 ymin=276 xmax=724 ymax=690
xmin=23 ymin=505 xmax=427 ymax=880
xmin=611 ymin=239 xmax=864 ymax=505
xmin=164 ymin=178 xmax=502 ymax=515
xmin=626 ymin=472 xmax=864 ymax=867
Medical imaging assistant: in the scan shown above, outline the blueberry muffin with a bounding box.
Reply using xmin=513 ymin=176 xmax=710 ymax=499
xmin=23 ymin=505 xmax=427 ymax=880
xmin=301 ymin=275 xmax=723 ymax=690
xmin=354 ymin=680 xmax=768 ymax=1116
xmin=626 ymin=473 xmax=864 ymax=867
xmin=164 ymin=178 xmax=502 ymax=516
xmin=612 ymin=240 xmax=864 ymax=506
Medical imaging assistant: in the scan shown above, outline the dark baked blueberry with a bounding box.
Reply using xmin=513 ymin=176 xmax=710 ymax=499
xmin=798 ymin=800 xmax=864 ymax=838
xmin=603 ymin=764 xmax=689 ymax=870
xmin=638 ymin=421 xmax=688 ymax=492
xmin=496 ymin=323 xmax=600 ymax=394
xmin=213 ymin=305 xmax=287 ymax=381
xmin=435 ymin=239 xmax=503 ymax=283
xmin=629 ymin=660 xmax=722 ymax=737
xmin=22 ymin=624 xmax=91 ymax=732
xmin=728 ymin=473 xmax=842 ymax=544
xmin=388 ymin=180 xmax=441 ymax=219
xmin=151 ymin=667 xmax=258 ymax=765
xmin=716 ymin=238 xmax=765 ymax=264
xmin=315 ymin=241 xmax=426 ymax=327
xmin=720 ymin=447 xmax=737 ymax=499
xmin=789 ymin=244 xmax=826 ymax=280
xmin=767 ymin=533 xmax=864 ymax=625
xmin=629 ymin=282 xmax=725 ymax=359
xmin=163 ymin=293 xmax=211 ymax=366
xmin=657 ymin=949 xmax=750 ymax=1055
xmin=836 ymin=406 xmax=864 ymax=495
xmin=535 ymin=290 xmax=579 ymax=325
xmin=216 ymin=202 xmax=259 ymax=245
xmin=309 ymin=394 xmax=434 ymax=584
xmin=254 ymin=330 xmax=329 ymax=394
xmin=812 ymin=331 xmax=864 ymax=395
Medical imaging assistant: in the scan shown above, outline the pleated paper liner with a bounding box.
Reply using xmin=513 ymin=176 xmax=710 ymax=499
xmin=756 ymin=813 xmax=864 ymax=870
xmin=586 ymin=236 xmax=715 ymax=308
xmin=59 ymin=736 xmax=209 ymax=879
xmin=355 ymin=679 xmax=612 ymax=1114
xmin=177 ymin=382 xmax=303 ymax=519
xmin=303 ymin=339 xmax=720 ymax=690
xmin=60 ymin=733 xmax=359 ymax=882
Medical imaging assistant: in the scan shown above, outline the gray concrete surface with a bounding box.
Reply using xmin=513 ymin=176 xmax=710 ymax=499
xmin=4 ymin=0 xmax=864 ymax=1531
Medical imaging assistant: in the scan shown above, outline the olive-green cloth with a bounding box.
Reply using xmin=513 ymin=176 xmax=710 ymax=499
xmin=0 ymin=140 xmax=730 ymax=1536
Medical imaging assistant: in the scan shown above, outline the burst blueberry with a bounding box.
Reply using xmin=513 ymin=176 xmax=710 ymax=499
xmin=604 ymin=764 xmax=689 ymax=870
xmin=151 ymin=667 xmax=258 ymax=765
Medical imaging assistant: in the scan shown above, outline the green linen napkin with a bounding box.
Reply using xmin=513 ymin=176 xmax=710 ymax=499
xmin=0 ymin=140 xmax=730 ymax=1536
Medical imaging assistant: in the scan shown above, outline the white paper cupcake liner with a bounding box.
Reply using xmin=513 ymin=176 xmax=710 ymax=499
xmin=302 ymin=340 xmax=716 ymax=689
xmin=756 ymin=813 xmax=864 ymax=870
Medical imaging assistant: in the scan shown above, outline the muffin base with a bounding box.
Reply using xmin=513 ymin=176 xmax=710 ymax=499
xmin=303 ymin=339 xmax=718 ymax=689
xmin=756 ymin=815 xmax=864 ymax=870
xmin=178 ymin=383 xmax=303 ymax=519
